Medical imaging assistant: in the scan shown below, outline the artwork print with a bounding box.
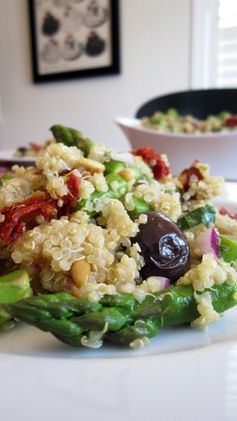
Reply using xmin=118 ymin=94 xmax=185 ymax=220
xmin=28 ymin=0 xmax=120 ymax=82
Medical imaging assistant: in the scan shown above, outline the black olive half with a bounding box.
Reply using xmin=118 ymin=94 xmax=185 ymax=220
xmin=135 ymin=212 xmax=190 ymax=282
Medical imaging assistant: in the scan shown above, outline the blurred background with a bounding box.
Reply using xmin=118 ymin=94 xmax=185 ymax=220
xmin=0 ymin=0 xmax=236 ymax=150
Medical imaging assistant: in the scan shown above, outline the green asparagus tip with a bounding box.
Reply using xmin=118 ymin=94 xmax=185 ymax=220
xmin=50 ymin=124 xmax=94 ymax=155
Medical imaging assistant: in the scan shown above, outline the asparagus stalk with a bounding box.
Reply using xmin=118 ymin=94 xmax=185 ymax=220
xmin=0 ymin=313 xmax=13 ymax=331
xmin=50 ymin=125 xmax=94 ymax=155
xmin=0 ymin=269 xmax=32 ymax=330
xmin=5 ymin=283 xmax=237 ymax=347
xmin=104 ymin=160 xmax=126 ymax=174
xmin=128 ymin=196 xmax=151 ymax=217
xmin=75 ymin=173 xmax=151 ymax=217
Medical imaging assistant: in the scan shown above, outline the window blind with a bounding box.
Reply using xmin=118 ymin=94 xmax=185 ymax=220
xmin=217 ymin=0 xmax=237 ymax=87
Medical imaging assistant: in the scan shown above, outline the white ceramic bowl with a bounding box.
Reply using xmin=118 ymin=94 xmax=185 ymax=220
xmin=115 ymin=116 xmax=237 ymax=180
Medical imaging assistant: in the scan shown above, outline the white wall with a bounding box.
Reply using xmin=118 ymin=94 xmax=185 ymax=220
xmin=0 ymin=0 xmax=191 ymax=150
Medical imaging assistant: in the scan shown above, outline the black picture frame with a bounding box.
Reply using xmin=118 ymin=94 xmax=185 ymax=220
xmin=28 ymin=0 xmax=120 ymax=83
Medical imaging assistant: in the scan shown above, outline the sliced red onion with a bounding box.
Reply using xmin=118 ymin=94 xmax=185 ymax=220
xmin=110 ymin=151 xmax=135 ymax=164
xmin=197 ymin=227 xmax=219 ymax=258
xmin=147 ymin=276 xmax=171 ymax=292
xmin=34 ymin=169 xmax=43 ymax=175
xmin=159 ymin=277 xmax=171 ymax=290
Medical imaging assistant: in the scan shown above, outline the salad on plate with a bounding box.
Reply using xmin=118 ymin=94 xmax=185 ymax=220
xmin=1 ymin=124 xmax=237 ymax=350
xmin=14 ymin=140 xmax=53 ymax=158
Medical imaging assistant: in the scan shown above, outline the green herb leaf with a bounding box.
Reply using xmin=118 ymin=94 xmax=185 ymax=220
xmin=178 ymin=205 xmax=216 ymax=231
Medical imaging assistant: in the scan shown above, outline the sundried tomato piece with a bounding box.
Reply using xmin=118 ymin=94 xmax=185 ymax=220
xmin=224 ymin=116 xmax=237 ymax=128
xmin=0 ymin=192 xmax=58 ymax=245
xmin=132 ymin=147 xmax=171 ymax=180
xmin=29 ymin=142 xmax=42 ymax=153
xmin=133 ymin=147 xmax=157 ymax=162
xmin=153 ymin=160 xmax=171 ymax=180
xmin=62 ymin=172 xmax=81 ymax=212
xmin=67 ymin=172 xmax=80 ymax=201
xmin=179 ymin=165 xmax=204 ymax=191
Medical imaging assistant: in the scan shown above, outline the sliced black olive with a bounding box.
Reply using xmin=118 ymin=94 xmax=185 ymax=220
xmin=134 ymin=212 xmax=190 ymax=282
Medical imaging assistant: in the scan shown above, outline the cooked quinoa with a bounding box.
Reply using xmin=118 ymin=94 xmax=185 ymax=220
xmin=215 ymin=212 xmax=237 ymax=238
xmin=177 ymin=253 xmax=237 ymax=291
xmin=0 ymin=129 xmax=236 ymax=332
xmin=0 ymin=166 xmax=46 ymax=208
xmin=179 ymin=161 xmax=224 ymax=211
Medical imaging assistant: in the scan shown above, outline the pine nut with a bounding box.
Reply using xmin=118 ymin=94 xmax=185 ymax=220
xmin=71 ymin=259 xmax=91 ymax=287
xmin=119 ymin=168 xmax=135 ymax=181
xmin=78 ymin=157 xmax=105 ymax=173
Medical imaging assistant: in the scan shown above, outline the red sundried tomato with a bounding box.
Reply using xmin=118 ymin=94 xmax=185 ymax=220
xmin=29 ymin=143 xmax=42 ymax=153
xmin=179 ymin=166 xmax=204 ymax=192
xmin=62 ymin=172 xmax=80 ymax=211
xmin=0 ymin=192 xmax=58 ymax=245
xmin=133 ymin=147 xmax=156 ymax=162
xmin=224 ymin=116 xmax=237 ymax=128
xmin=153 ymin=161 xmax=171 ymax=180
xmin=0 ymin=171 xmax=81 ymax=245
xmin=132 ymin=147 xmax=171 ymax=180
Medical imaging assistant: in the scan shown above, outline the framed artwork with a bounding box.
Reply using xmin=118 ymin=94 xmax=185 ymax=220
xmin=28 ymin=0 xmax=120 ymax=83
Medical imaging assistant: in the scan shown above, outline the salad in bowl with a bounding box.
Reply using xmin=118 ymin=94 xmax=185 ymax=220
xmin=0 ymin=124 xmax=237 ymax=350
xmin=140 ymin=109 xmax=237 ymax=134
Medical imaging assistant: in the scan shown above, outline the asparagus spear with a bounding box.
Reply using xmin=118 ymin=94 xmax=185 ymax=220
xmin=5 ymin=283 xmax=237 ymax=347
xmin=104 ymin=160 xmax=126 ymax=174
xmin=75 ymin=173 xmax=151 ymax=217
xmin=50 ymin=125 xmax=94 ymax=155
xmin=128 ymin=196 xmax=151 ymax=217
xmin=0 ymin=269 xmax=32 ymax=330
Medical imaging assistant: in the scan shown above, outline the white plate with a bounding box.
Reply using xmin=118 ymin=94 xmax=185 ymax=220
xmin=115 ymin=116 xmax=237 ymax=180
xmin=1 ymin=183 xmax=237 ymax=421
xmin=0 ymin=150 xmax=36 ymax=164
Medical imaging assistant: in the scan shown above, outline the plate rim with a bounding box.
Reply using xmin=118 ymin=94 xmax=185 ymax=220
xmin=0 ymin=149 xmax=36 ymax=163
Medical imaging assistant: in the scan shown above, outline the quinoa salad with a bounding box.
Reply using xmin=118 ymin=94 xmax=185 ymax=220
xmin=1 ymin=124 xmax=237 ymax=350
xmin=141 ymin=109 xmax=237 ymax=134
